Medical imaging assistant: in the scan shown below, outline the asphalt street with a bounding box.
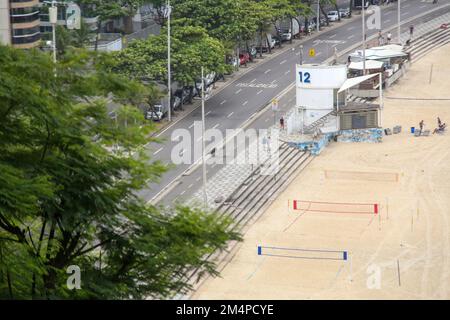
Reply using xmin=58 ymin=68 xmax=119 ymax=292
xmin=137 ymin=0 xmax=450 ymax=206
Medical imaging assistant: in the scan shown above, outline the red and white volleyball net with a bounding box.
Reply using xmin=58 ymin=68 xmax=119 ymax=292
xmin=291 ymin=200 xmax=379 ymax=215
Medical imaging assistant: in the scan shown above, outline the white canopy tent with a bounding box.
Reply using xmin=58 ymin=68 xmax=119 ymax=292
xmin=350 ymin=48 xmax=407 ymax=61
xmin=338 ymin=74 xmax=379 ymax=93
xmin=349 ymin=60 xmax=384 ymax=71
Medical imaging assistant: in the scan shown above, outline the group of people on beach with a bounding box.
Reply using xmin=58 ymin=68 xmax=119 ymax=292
xmin=419 ymin=117 xmax=447 ymax=135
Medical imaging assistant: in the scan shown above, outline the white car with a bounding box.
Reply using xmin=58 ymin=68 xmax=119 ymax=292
xmin=327 ymin=11 xmax=340 ymax=22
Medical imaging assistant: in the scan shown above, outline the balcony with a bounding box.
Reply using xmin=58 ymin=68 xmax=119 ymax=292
xmin=11 ymin=10 xmax=40 ymax=24
xmin=12 ymin=32 xmax=41 ymax=49
xmin=10 ymin=0 xmax=39 ymax=9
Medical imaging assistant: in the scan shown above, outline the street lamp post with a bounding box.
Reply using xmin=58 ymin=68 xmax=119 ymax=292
xmin=167 ymin=0 xmax=172 ymax=122
xmin=397 ymin=0 xmax=401 ymax=44
xmin=299 ymin=45 xmax=303 ymax=65
xmin=362 ymin=2 xmax=366 ymax=75
xmin=48 ymin=0 xmax=58 ymax=64
xmin=317 ymin=1 xmax=320 ymax=32
xmin=201 ymin=67 xmax=208 ymax=209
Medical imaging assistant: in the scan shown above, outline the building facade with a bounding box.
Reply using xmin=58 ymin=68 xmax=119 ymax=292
xmin=0 ymin=0 xmax=41 ymax=49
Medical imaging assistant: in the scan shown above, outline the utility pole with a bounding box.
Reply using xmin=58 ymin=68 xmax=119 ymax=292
xmin=167 ymin=0 xmax=172 ymax=122
xmin=299 ymin=45 xmax=303 ymax=65
xmin=317 ymin=0 xmax=320 ymax=32
xmin=397 ymin=0 xmax=401 ymax=44
xmin=49 ymin=0 xmax=57 ymax=65
xmin=362 ymin=2 xmax=366 ymax=75
xmin=201 ymin=67 xmax=208 ymax=209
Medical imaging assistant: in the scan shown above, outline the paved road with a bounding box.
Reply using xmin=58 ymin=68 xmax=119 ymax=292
xmin=137 ymin=0 xmax=450 ymax=206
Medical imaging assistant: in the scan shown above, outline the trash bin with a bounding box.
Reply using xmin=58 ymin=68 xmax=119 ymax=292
xmin=411 ymin=127 xmax=415 ymax=133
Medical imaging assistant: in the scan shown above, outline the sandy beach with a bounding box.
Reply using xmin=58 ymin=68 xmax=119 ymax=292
xmin=192 ymin=44 xmax=450 ymax=300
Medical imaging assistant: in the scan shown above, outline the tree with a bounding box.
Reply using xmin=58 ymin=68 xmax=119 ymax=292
xmin=108 ymin=24 xmax=229 ymax=113
xmin=0 ymin=45 xmax=240 ymax=299
xmin=76 ymin=0 xmax=145 ymax=50
xmin=55 ymin=21 xmax=93 ymax=57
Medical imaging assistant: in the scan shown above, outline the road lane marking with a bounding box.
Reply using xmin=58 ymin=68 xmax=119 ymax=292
xmin=235 ymin=88 xmax=242 ymax=94
xmin=348 ymin=34 xmax=355 ymax=39
xmin=385 ymin=19 xmax=391 ymax=23
xmin=285 ymin=70 xmax=291 ymax=75
xmin=188 ymin=184 xmax=193 ymax=189
xmin=250 ymin=78 xmax=257 ymax=82
xmin=243 ymin=101 xmax=248 ymax=106
xmin=280 ymin=60 xmax=287 ymax=65
xmin=315 ymin=52 xmax=322 ymax=57
xmin=265 ymin=118 xmax=270 ymax=122
xmin=154 ymin=147 xmax=164 ymax=155
xmin=257 ymin=89 xmax=263 ymax=95
xmin=264 ymin=69 xmax=271 ymax=74
xmin=189 ymin=122 xmax=195 ymax=129
xmin=196 ymin=177 xmax=201 ymax=182
xmin=180 ymin=191 xmax=186 ymax=195
xmin=197 ymin=136 xmax=203 ymax=142
xmin=220 ymin=100 xmax=226 ymax=105
xmin=213 ymin=123 xmax=220 ymax=129
xmin=227 ymin=112 xmax=234 ymax=118
xmin=206 ymin=111 xmax=211 ymax=116
xmin=329 ymin=34 xmax=336 ymax=39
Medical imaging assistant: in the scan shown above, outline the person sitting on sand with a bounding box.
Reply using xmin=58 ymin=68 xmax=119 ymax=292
xmin=437 ymin=117 xmax=442 ymax=127
xmin=433 ymin=123 xmax=446 ymax=134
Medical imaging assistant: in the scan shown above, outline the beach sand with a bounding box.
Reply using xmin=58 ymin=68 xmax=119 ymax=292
xmin=192 ymin=44 xmax=450 ymax=300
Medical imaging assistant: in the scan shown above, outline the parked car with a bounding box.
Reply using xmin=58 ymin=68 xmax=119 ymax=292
xmin=339 ymin=8 xmax=351 ymax=18
xmin=273 ymin=35 xmax=281 ymax=46
xmin=247 ymin=47 xmax=257 ymax=60
xmin=195 ymin=71 xmax=216 ymax=89
xmin=226 ymin=55 xmax=239 ymax=69
xmin=302 ymin=20 xmax=316 ymax=34
xmin=239 ymin=52 xmax=250 ymax=65
xmin=279 ymin=29 xmax=292 ymax=41
xmin=174 ymin=87 xmax=193 ymax=105
xmin=261 ymin=38 xmax=276 ymax=52
xmin=327 ymin=11 xmax=340 ymax=22
xmin=172 ymin=95 xmax=182 ymax=110
xmin=145 ymin=104 xmax=167 ymax=121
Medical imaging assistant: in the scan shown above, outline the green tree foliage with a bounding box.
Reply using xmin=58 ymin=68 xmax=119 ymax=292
xmin=0 ymin=45 xmax=240 ymax=299
xmin=109 ymin=25 xmax=229 ymax=85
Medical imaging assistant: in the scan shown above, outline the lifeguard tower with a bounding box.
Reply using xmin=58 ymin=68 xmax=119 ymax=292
xmin=282 ymin=63 xmax=383 ymax=154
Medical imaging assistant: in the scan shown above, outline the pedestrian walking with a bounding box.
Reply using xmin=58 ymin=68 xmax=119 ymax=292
xmin=262 ymin=135 xmax=268 ymax=151
xmin=210 ymin=147 xmax=216 ymax=157
xmin=387 ymin=32 xmax=392 ymax=44
xmin=280 ymin=117 xmax=285 ymax=130
xmin=419 ymin=120 xmax=424 ymax=134
xmin=409 ymin=25 xmax=414 ymax=39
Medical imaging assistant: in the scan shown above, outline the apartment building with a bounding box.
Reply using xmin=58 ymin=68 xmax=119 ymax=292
xmin=0 ymin=0 xmax=41 ymax=49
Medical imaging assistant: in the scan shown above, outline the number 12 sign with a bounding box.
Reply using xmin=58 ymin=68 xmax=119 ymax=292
xmin=299 ymin=71 xmax=311 ymax=84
